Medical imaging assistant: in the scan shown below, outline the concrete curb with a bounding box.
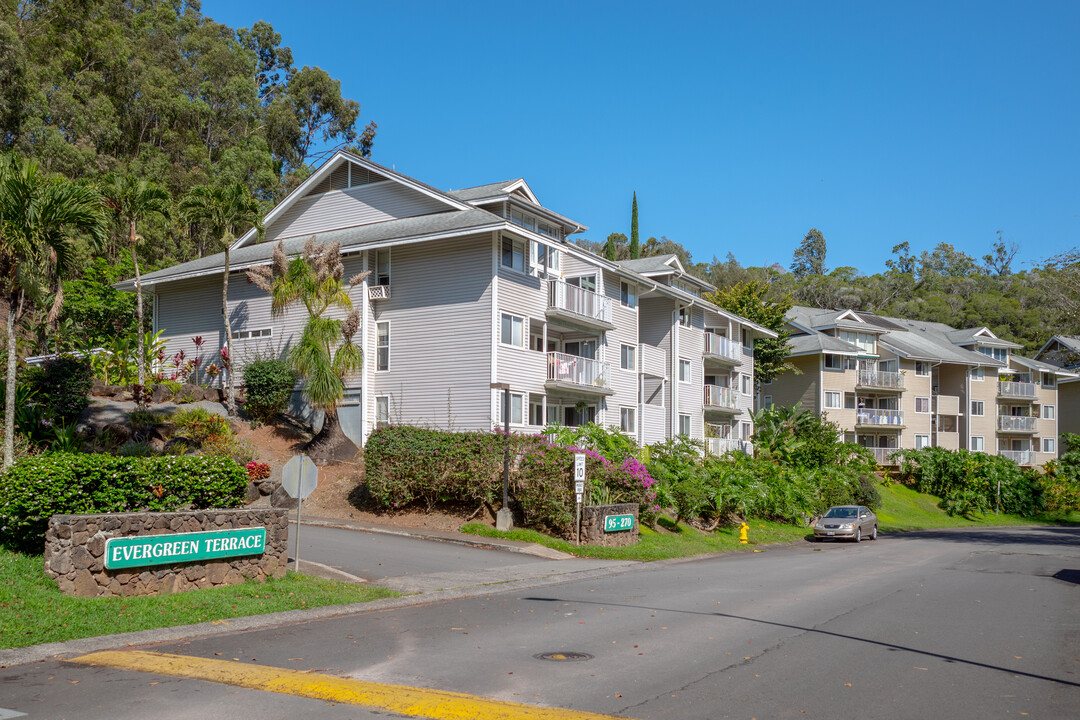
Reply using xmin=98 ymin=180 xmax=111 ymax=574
xmin=0 ymin=560 xmax=644 ymax=668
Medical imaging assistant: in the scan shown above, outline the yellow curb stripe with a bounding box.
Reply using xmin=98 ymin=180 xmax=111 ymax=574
xmin=71 ymin=651 xmax=629 ymax=720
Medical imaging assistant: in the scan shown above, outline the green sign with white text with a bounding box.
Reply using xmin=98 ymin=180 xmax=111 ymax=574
xmin=603 ymin=514 xmax=635 ymax=532
xmin=104 ymin=528 xmax=266 ymax=570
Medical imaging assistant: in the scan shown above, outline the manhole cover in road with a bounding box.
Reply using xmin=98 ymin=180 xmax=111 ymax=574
xmin=534 ymin=651 xmax=593 ymax=662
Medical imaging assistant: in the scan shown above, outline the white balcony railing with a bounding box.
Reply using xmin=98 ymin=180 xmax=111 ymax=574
xmin=867 ymin=447 xmax=899 ymax=465
xmin=856 ymin=409 xmax=904 ymax=426
xmin=1000 ymin=450 xmax=1035 ymax=466
xmin=998 ymin=415 xmax=1037 ymax=432
xmin=547 ymin=351 xmax=610 ymax=390
xmin=548 ymin=280 xmax=612 ymax=325
xmin=703 ymin=334 xmax=741 ymax=362
xmin=703 ymin=384 xmax=739 ymax=411
xmin=998 ymin=381 xmax=1037 ymax=399
xmin=856 ymin=370 xmax=905 ymax=390
xmin=706 ymin=438 xmax=751 ymax=457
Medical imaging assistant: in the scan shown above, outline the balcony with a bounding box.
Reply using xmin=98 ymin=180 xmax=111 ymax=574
xmin=1000 ymin=450 xmax=1035 ymax=466
xmin=547 ymin=280 xmax=614 ymax=331
xmin=703 ymin=334 xmax=741 ymax=365
xmin=703 ymin=384 xmax=740 ymax=413
xmin=706 ymin=438 xmax=751 ymax=457
xmin=933 ymin=394 xmax=960 ymax=415
xmin=998 ymin=381 xmax=1036 ymax=400
xmin=866 ymin=447 xmax=899 ymax=466
xmin=997 ymin=415 xmax=1037 ymax=433
xmin=546 ymin=351 xmax=613 ymax=396
xmin=856 ymin=370 xmax=905 ymax=391
xmin=856 ymin=409 xmax=905 ymax=428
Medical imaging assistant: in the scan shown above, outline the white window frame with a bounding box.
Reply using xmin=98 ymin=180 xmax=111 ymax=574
xmin=230 ymin=327 xmax=272 ymax=340
xmin=824 ymin=354 xmax=844 ymax=371
xmin=824 ymin=391 xmax=841 ymax=409
xmin=915 ymin=434 xmax=930 ymax=450
xmin=679 ymin=358 xmax=692 ymax=383
xmin=620 ymin=344 xmax=636 ymax=371
xmin=375 ymin=396 xmax=389 ymax=427
xmin=970 ymin=366 xmax=985 ymax=381
xmin=1044 ymin=404 xmax=1056 ymax=420
xmin=500 ymin=313 xmax=525 ymax=348
xmin=915 ymin=396 xmax=930 ymax=414
xmin=1042 ymin=372 xmax=1057 ymax=388
xmin=763 ymin=395 xmax=773 ymax=409
xmin=971 ymin=400 xmax=984 ymax=417
xmin=971 ymin=436 xmax=984 ymax=452
xmin=678 ymin=307 xmax=691 ymax=327
xmin=620 ymin=407 xmax=636 ymax=434
xmin=1043 ymin=437 xmax=1056 ymax=454
xmin=375 ymin=248 xmax=391 ymax=286
xmin=844 ymin=392 xmax=856 ymax=409
xmin=620 ymin=282 xmax=636 ymax=308
xmin=914 ymin=361 xmax=931 ymax=377
xmin=497 ymin=391 xmax=524 ymax=425
xmin=741 ymin=375 xmax=752 ymax=395
xmin=376 ymin=321 xmax=390 ymax=372
xmin=678 ymin=414 xmax=691 ymax=437
xmin=501 ymin=236 xmax=527 ymax=273
xmin=533 ymin=242 xmax=559 ymax=272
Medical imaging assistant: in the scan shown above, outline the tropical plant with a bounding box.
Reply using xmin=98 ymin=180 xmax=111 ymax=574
xmin=100 ymin=174 xmax=170 ymax=407
xmin=750 ymin=404 xmax=813 ymax=465
xmin=248 ymin=238 xmax=367 ymax=454
xmin=243 ymin=357 xmax=295 ymax=425
xmin=0 ymin=153 xmax=107 ymax=468
xmin=180 ymin=183 xmax=264 ymax=416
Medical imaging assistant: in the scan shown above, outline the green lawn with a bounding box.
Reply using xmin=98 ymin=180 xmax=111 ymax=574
xmin=0 ymin=550 xmax=398 ymax=649
xmin=462 ymin=518 xmax=810 ymax=562
xmin=876 ymin=481 xmax=1080 ymax=531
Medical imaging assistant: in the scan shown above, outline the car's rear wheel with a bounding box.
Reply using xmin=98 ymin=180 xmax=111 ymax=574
xmin=854 ymin=527 xmax=862 ymax=543
xmin=871 ymin=526 xmax=878 ymax=540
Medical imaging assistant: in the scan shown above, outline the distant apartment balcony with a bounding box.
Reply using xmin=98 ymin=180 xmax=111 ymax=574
xmin=867 ymin=447 xmax=899 ymax=466
xmin=1000 ymin=449 xmax=1035 ymax=466
xmin=997 ymin=415 xmax=1037 ymax=433
xmin=998 ymin=381 xmax=1036 ymax=400
xmin=855 ymin=370 xmax=905 ymax=391
xmin=933 ymin=394 xmax=960 ymax=415
xmin=546 ymin=280 xmax=614 ymax=331
xmin=856 ymin=409 xmax=905 ymax=428
xmin=706 ymin=438 xmax=751 ymax=457
xmin=546 ymin=351 xmax=613 ymax=396
xmin=703 ymin=334 xmax=741 ymax=365
xmin=703 ymin=384 xmax=740 ymax=413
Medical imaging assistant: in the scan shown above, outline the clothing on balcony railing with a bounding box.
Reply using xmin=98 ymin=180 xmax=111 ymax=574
xmin=857 ymin=410 xmax=903 ymax=425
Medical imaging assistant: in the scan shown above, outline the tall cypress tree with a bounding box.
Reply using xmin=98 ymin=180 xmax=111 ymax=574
xmin=629 ymin=191 xmax=640 ymax=259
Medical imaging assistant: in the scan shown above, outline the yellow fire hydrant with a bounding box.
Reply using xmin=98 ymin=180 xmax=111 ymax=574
xmin=739 ymin=521 xmax=749 ymax=544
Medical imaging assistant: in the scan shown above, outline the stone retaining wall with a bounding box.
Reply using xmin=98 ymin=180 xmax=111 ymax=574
xmin=44 ymin=509 xmax=288 ymax=597
xmin=580 ymin=503 xmax=640 ymax=546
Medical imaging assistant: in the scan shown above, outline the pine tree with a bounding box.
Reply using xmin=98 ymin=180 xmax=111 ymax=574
xmin=629 ymin=192 xmax=640 ymax=259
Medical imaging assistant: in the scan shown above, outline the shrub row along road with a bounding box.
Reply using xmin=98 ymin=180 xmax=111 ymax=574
xmin=4 ymin=526 xmax=1078 ymax=719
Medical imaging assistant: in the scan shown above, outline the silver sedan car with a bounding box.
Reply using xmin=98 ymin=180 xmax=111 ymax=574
xmin=813 ymin=505 xmax=878 ymax=542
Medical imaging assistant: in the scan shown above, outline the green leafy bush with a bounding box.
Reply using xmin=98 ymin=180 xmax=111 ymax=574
xmin=172 ymin=407 xmax=230 ymax=444
xmin=39 ymin=356 xmax=93 ymax=421
xmin=894 ymin=447 xmax=1042 ymax=517
xmin=0 ymin=454 xmax=246 ymax=552
xmin=243 ymin=358 xmax=295 ymax=425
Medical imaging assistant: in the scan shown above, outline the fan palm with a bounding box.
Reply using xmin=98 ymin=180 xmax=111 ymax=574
xmin=179 ymin=183 xmax=263 ymax=416
xmin=100 ymin=174 xmax=170 ymax=406
xmin=0 ymin=154 xmax=106 ymax=468
xmin=248 ymin=238 xmax=368 ymax=456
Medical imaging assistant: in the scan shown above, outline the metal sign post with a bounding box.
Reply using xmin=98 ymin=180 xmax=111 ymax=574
xmin=574 ymin=453 xmax=586 ymax=545
xmin=282 ymin=454 xmax=318 ymax=570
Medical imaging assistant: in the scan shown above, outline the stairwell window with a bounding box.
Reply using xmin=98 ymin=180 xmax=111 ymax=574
xmin=915 ymin=397 xmax=930 ymax=413
xmin=501 ymin=314 xmax=525 ymax=347
xmin=970 ymin=366 xmax=985 ymax=381
xmin=971 ymin=436 xmax=984 ymax=452
xmin=620 ymin=282 xmax=636 ymax=308
xmin=621 ymin=407 xmax=636 ymax=433
xmin=824 ymin=391 xmax=841 ymax=409
xmin=621 ymin=344 xmax=636 ymax=371
xmin=678 ymin=414 xmax=691 ymax=437
xmin=376 ymin=322 xmax=389 ymax=371
xmin=678 ymin=307 xmax=691 ymax=327
xmin=915 ymin=361 xmax=931 ymax=377
xmin=679 ymin=358 xmax=691 ymax=383
xmin=375 ymin=396 xmax=389 ymax=427
xmin=501 ymin=237 xmax=526 ymax=273
xmin=497 ymin=391 xmax=524 ymax=425
xmin=1044 ymin=404 xmax=1056 ymax=420
xmin=375 ymin=249 xmax=391 ymax=286
xmin=1043 ymin=437 xmax=1056 ymax=453
xmin=971 ymin=400 xmax=984 ymax=416
xmin=915 ymin=434 xmax=930 ymax=450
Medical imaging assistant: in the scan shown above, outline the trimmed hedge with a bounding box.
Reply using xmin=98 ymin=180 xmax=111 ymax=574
xmin=243 ymin=358 xmax=295 ymax=424
xmin=0 ymin=453 xmax=247 ymax=552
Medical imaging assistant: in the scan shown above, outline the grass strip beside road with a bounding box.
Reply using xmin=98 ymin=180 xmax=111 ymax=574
xmin=0 ymin=549 xmax=398 ymax=649
xmin=876 ymin=482 xmax=1080 ymax=531
xmin=71 ymin=650 xmax=633 ymax=720
xmin=462 ymin=519 xmax=809 ymax=561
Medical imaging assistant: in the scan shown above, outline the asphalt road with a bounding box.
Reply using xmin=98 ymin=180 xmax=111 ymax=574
xmin=4 ymin=526 xmax=1078 ymax=719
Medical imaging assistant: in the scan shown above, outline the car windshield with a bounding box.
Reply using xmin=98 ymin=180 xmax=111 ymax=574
xmin=824 ymin=507 xmax=858 ymax=519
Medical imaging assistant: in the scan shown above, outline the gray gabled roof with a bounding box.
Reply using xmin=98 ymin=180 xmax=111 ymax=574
xmin=1035 ymin=334 xmax=1080 ymax=365
xmin=447 ymin=180 xmax=522 ymax=202
xmin=788 ymin=333 xmax=863 ymax=356
xmin=1011 ymin=354 xmax=1077 ymax=376
xmin=119 ymin=208 xmax=503 ymax=290
xmin=945 ymin=327 xmax=1021 ymax=349
xmin=614 ymin=255 xmax=714 ymax=291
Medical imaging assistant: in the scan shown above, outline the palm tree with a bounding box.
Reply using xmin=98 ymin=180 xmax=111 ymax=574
xmin=248 ymin=238 xmax=368 ymax=458
xmin=180 ymin=183 xmax=263 ymax=416
xmin=0 ymin=154 xmax=106 ymax=468
xmin=100 ymin=174 xmax=170 ymax=406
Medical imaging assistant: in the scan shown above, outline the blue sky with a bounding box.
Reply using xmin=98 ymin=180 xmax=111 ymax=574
xmin=207 ymin=0 xmax=1078 ymax=275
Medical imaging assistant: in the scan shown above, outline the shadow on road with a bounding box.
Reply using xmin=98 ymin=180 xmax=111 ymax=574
xmin=522 ymin=595 xmax=1080 ymax=689
xmin=878 ymin=526 xmax=1080 ymax=548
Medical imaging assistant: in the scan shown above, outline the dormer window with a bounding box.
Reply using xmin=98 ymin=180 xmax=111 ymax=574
xmin=839 ymin=330 xmax=876 ymax=354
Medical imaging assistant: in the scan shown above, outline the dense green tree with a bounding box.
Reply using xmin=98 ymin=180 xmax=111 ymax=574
xmin=0 ymin=154 xmax=106 ymax=468
xmin=100 ymin=174 xmax=170 ymax=404
xmin=629 ymin=192 xmax=640 ymax=259
xmin=791 ymin=228 xmax=827 ymax=277
xmin=180 ymin=183 xmax=264 ymax=416
xmin=706 ymin=281 xmax=795 ymax=385
xmin=603 ymin=232 xmax=626 ymax=261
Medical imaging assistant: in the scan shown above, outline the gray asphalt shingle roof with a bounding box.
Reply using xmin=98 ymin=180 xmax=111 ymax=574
xmin=447 ymin=180 xmax=522 ymax=202
xmin=615 ymin=256 xmax=680 ymax=274
xmin=788 ymin=333 xmax=862 ymax=356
